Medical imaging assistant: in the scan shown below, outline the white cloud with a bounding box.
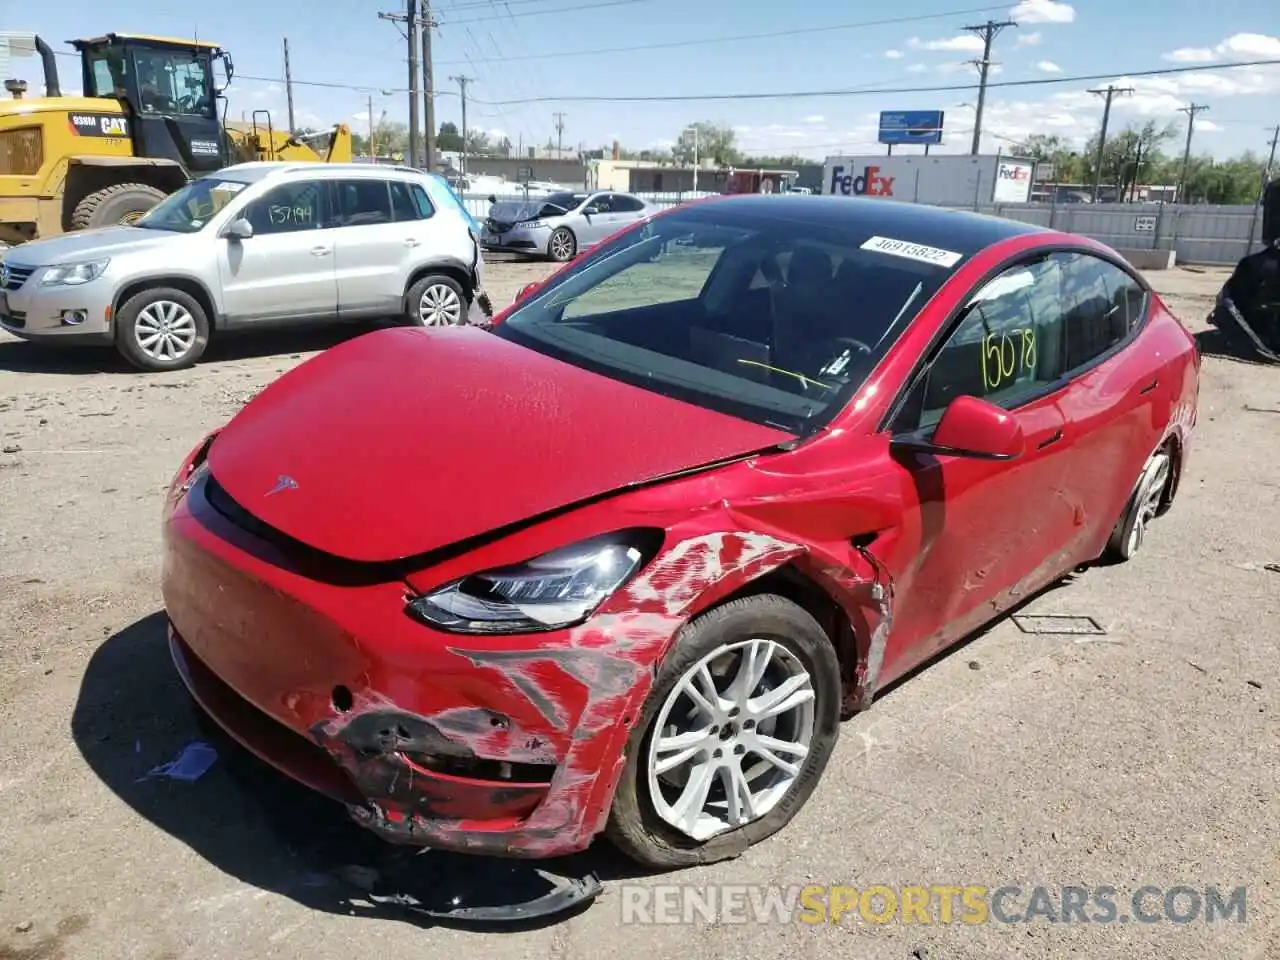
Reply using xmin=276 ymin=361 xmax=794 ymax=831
xmin=884 ymin=49 xmax=904 ymax=59
xmin=907 ymin=34 xmax=984 ymax=53
xmin=801 ymin=115 xmax=825 ymax=124
xmin=1009 ymin=0 xmax=1075 ymax=24
xmin=1165 ymin=31 xmax=1280 ymax=63
xmin=1036 ymin=60 xmax=1062 ymax=72
xmin=1163 ymin=47 xmax=1216 ymax=63
xmin=1017 ymin=31 xmax=1042 ymax=46
xmin=907 ymin=63 xmax=929 ymax=73
xmin=1197 ymin=119 xmax=1222 ymax=132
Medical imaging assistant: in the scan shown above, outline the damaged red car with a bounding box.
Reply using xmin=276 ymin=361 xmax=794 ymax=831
xmin=162 ymin=195 xmax=1198 ymax=869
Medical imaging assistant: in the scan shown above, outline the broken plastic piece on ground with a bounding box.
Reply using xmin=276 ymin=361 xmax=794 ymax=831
xmin=142 ymin=740 xmax=218 ymax=781
xmin=361 ymin=850 xmax=603 ymax=924
xmin=1012 ymin=614 xmax=1106 ymax=635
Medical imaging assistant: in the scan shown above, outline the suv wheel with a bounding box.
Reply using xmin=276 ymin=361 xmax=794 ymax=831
xmin=114 ymin=287 xmax=210 ymax=372
xmin=406 ymin=274 xmax=467 ymax=326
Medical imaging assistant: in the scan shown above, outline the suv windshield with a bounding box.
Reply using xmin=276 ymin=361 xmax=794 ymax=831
xmin=135 ymin=177 xmax=248 ymax=233
xmin=495 ymin=203 xmax=965 ymax=434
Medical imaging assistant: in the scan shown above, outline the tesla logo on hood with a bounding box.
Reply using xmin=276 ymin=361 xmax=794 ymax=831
xmin=265 ymin=475 xmax=299 ymax=496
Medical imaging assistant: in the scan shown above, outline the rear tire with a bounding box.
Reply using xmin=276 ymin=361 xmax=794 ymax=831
xmin=405 ymin=274 xmax=468 ymax=326
xmin=1104 ymin=446 xmax=1173 ymax=562
xmin=114 ymin=286 xmax=210 ymax=372
xmin=605 ymin=594 xmax=841 ymax=869
xmin=71 ymin=183 xmax=168 ymax=230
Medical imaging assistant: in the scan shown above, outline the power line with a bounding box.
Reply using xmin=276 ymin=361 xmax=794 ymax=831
xmin=466 ymin=57 xmax=1280 ymax=105
xmin=440 ymin=0 xmax=649 ymax=25
xmin=963 ymin=18 xmax=1016 ymax=155
xmin=433 ymin=5 xmax=1011 ymax=66
xmin=1087 ymin=84 xmax=1133 ymax=202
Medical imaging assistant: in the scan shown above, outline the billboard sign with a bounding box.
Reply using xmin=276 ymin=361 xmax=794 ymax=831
xmin=992 ymin=160 xmax=1034 ymax=203
xmin=878 ymin=110 xmax=944 ymax=146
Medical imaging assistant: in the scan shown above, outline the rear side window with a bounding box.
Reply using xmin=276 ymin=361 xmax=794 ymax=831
xmin=389 ymin=180 xmax=422 ymax=221
xmin=409 ymin=184 xmax=435 ymax=219
xmin=336 ymin=179 xmax=391 ymax=227
xmin=611 ymin=194 xmax=646 ymax=212
xmin=1057 ymin=252 xmax=1143 ymax=373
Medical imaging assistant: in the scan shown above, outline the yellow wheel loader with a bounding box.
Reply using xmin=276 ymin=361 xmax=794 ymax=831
xmin=0 ymin=32 xmax=353 ymax=246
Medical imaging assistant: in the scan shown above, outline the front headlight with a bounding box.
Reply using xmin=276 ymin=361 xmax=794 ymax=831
xmin=41 ymin=259 xmax=110 ymax=286
xmin=406 ymin=530 xmax=659 ymax=634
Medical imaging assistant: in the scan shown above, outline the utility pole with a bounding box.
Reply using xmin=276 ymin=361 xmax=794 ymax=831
xmin=378 ymin=1 xmax=421 ymax=166
xmin=553 ymin=112 xmax=566 ymax=154
xmin=421 ymin=1 xmax=437 ymax=170
xmin=1177 ymin=103 xmax=1209 ymax=203
xmin=1262 ymin=125 xmax=1279 ymax=191
xmin=1087 ymin=84 xmax=1132 ymax=203
xmin=282 ymin=38 xmax=296 ymax=134
xmin=683 ymin=125 xmax=699 ymax=195
xmin=963 ymin=18 xmax=1016 ymax=156
xmin=451 ymin=75 xmax=473 ymax=173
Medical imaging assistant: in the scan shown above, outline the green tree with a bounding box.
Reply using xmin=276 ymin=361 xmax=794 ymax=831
xmin=465 ymin=129 xmax=492 ymax=154
xmin=437 ymin=121 xmax=464 ymax=152
xmin=673 ymin=121 xmax=741 ymax=165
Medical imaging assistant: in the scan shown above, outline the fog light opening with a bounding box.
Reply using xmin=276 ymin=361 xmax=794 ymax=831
xmin=60 ymin=310 xmax=87 ymax=326
xmin=332 ymin=684 xmax=354 ymax=713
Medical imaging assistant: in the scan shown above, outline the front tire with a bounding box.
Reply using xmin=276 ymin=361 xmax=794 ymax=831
xmin=547 ymin=227 xmax=576 ymax=262
xmin=114 ymin=286 xmax=210 ymax=372
xmin=71 ymin=183 xmax=168 ymax=230
xmin=606 ymin=594 xmax=841 ymax=869
xmin=405 ymin=274 xmax=467 ymax=326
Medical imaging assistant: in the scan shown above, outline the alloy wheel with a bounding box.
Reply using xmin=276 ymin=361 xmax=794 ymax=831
xmin=550 ymin=230 xmax=574 ymax=261
xmin=134 ymin=300 xmax=198 ymax=361
xmin=646 ymin=637 xmax=817 ymax=842
xmin=418 ymin=283 xmax=463 ymax=325
xmin=1127 ymin=452 xmax=1171 ymax=555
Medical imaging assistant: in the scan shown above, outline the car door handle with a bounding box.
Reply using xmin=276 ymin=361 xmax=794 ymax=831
xmin=404 ymin=238 xmax=421 ymax=247
xmin=1138 ymin=378 xmax=1158 ymax=395
xmin=310 ymin=246 xmax=331 ymax=256
xmin=1037 ymin=428 xmax=1064 ymax=450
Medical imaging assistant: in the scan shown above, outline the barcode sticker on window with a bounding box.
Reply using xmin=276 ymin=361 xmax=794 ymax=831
xmin=860 ymin=236 xmax=963 ymax=268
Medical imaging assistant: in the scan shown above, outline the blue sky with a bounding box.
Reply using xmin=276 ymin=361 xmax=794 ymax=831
xmin=14 ymin=0 xmax=1280 ymax=160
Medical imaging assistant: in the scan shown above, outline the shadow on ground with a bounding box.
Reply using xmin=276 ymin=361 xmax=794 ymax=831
xmin=0 ymin=323 xmax=373 ymax=375
xmin=71 ymin=612 xmax=652 ymax=932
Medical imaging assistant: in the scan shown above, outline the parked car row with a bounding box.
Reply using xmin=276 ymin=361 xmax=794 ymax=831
xmin=0 ymin=163 xmax=486 ymax=371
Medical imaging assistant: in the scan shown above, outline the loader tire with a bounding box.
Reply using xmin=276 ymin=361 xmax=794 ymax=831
xmin=71 ymin=183 xmax=168 ymax=231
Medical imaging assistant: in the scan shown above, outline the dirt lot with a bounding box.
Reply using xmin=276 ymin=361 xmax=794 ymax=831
xmin=0 ymin=258 xmax=1276 ymax=960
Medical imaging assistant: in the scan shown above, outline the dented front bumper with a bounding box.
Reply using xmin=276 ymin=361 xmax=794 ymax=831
xmin=162 ymin=470 xmax=667 ymax=859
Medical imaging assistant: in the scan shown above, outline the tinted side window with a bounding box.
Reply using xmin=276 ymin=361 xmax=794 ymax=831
xmin=910 ymin=257 xmax=1067 ymax=428
xmin=410 ymin=184 xmax=435 ymax=219
xmin=246 ymin=181 xmax=327 ymax=235
xmin=611 ymin=194 xmax=646 ymax=212
xmin=1057 ymin=252 xmax=1140 ymax=372
xmin=389 ymin=181 xmax=421 ymax=221
xmin=336 ymin=179 xmax=392 ymax=227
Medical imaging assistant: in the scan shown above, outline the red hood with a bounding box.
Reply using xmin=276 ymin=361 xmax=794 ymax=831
xmin=205 ymin=326 xmax=792 ymax=563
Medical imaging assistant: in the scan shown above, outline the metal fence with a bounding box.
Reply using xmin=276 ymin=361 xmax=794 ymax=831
xmin=459 ymin=191 xmax=1265 ymax=267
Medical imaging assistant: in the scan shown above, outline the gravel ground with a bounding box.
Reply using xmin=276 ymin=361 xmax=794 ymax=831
xmin=0 ymin=257 xmax=1276 ymax=960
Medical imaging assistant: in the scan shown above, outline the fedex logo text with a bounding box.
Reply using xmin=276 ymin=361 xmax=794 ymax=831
xmin=829 ymin=165 xmax=896 ymax=197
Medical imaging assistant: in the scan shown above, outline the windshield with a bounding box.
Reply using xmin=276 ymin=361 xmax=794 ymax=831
xmin=494 ymin=203 xmax=965 ymax=434
xmin=135 ymin=177 xmax=247 ymax=233
xmin=542 ymin=192 xmax=587 ymax=212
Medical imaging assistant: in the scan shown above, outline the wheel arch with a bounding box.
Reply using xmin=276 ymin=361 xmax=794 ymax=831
xmin=403 ymin=259 xmax=475 ymax=305
xmin=114 ymin=275 xmax=220 ymax=333
xmin=1156 ymin=430 xmax=1183 ymax=515
xmin=689 ymin=563 xmax=861 ymax=714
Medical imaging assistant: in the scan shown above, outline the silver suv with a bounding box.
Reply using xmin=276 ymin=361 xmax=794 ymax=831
xmin=0 ymin=162 xmax=486 ymax=371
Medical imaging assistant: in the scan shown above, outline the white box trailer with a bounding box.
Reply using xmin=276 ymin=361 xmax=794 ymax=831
xmin=821 ymin=154 xmax=1035 ymax=206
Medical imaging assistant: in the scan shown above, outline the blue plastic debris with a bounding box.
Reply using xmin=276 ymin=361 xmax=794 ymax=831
xmin=142 ymin=741 xmax=218 ymax=782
